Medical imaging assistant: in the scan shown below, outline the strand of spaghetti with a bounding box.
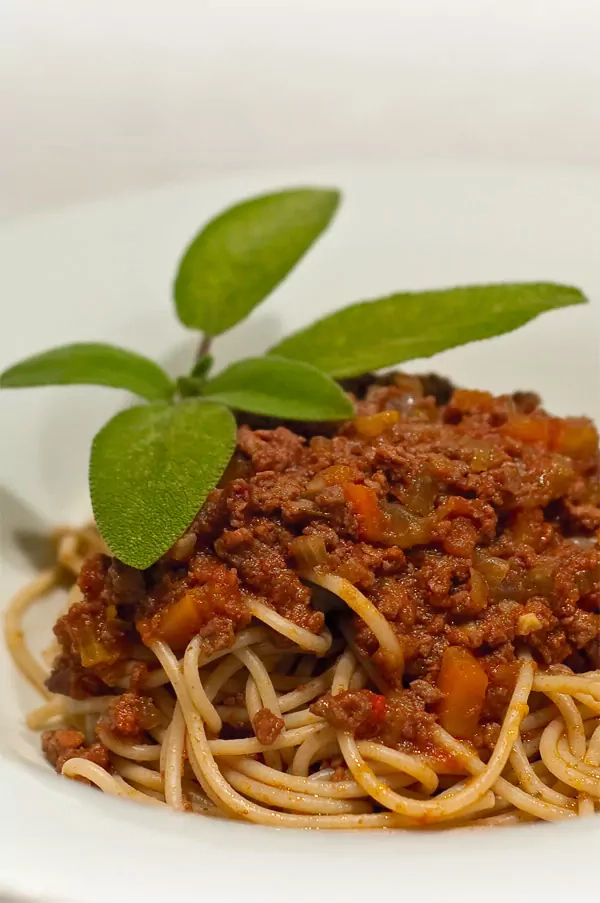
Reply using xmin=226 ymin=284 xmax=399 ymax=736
xmin=291 ymin=727 xmax=338 ymax=776
xmin=463 ymin=812 xmax=524 ymax=828
xmin=209 ymin=723 xmax=330 ymax=757
xmin=128 ymin=784 xmax=166 ymax=802
xmin=308 ymin=573 xmax=403 ymax=672
xmin=534 ymin=673 xmax=600 ymax=702
xmin=234 ymin=647 xmax=282 ymax=718
xmin=338 ymin=617 xmax=390 ymax=694
xmin=203 ymin=656 xmax=245 ymax=703
xmin=277 ymin=667 xmax=335 ymax=713
xmin=185 ymin=737 xmax=230 ymax=815
xmin=520 ymin=731 xmax=543 ymax=760
xmin=151 ymin=639 xmax=410 ymax=828
xmin=56 ymin=531 xmax=84 ymax=574
xmin=4 ymin=567 xmax=59 ymax=698
xmin=26 ymin=698 xmax=64 ymax=729
xmin=163 ymin=703 xmax=185 ymax=811
xmin=508 ymin=737 xmax=574 ymax=808
xmin=182 ymin=636 xmax=222 ymax=734
xmin=432 ymin=727 xmax=573 ymax=822
xmin=111 ymin=756 xmax=164 ymax=793
xmin=151 ymin=687 xmax=176 ymax=719
xmin=521 ymin=703 xmax=557 ymax=732
xmin=245 ymin=676 xmax=261 ymax=720
xmin=117 ymin=628 xmax=271 ymax=691
xmin=573 ymin=693 xmax=600 ymax=714
xmin=215 ymin=704 xmax=323 ymax=730
xmin=65 ymin=697 xmax=113 ymax=716
xmin=96 ymin=725 xmax=161 ymax=762
xmin=61 ymin=759 xmax=165 ymax=805
xmin=246 ymin=598 xmax=332 ymax=656
xmin=337 ymin=658 xmax=534 ymax=822
xmin=228 ymin=756 xmax=412 ymax=799
xmin=245 ymin=675 xmax=282 ymax=771
xmin=199 ymin=627 xmax=270 ymax=666
xmin=556 ymin=734 xmax=600 ymax=778
xmin=585 ymin=723 xmax=600 ymax=767
xmin=357 ymin=741 xmax=438 ymax=795
xmin=221 ymin=768 xmax=373 ymax=815
xmin=578 ymin=795 xmax=595 ymax=816
xmin=350 ymin=664 xmax=369 ymax=690
xmin=547 ymin=692 xmax=587 ymax=758
xmin=539 ymin=719 xmax=600 ymax=797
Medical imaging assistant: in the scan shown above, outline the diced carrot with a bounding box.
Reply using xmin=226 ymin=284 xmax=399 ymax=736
xmin=436 ymin=646 xmax=488 ymax=739
xmin=353 ymin=410 xmax=400 ymax=438
xmin=138 ymin=591 xmax=202 ymax=650
xmin=450 ymin=389 xmax=495 ymax=414
xmin=550 ymin=418 xmax=598 ymax=460
xmin=501 ymin=414 xmax=552 ymax=445
xmin=343 ymin=483 xmax=386 ymax=542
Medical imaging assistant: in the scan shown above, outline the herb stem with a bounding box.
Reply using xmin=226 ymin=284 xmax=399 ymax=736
xmin=197 ymin=334 xmax=213 ymax=361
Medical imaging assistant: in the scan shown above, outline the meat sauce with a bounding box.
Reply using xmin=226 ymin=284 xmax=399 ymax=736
xmin=43 ymin=373 xmax=600 ymax=764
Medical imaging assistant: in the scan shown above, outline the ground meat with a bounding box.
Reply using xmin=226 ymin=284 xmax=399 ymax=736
xmin=46 ymin=372 xmax=600 ymax=755
xmin=97 ymin=691 xmax=162 ymax=741
xmin=46 ymin=556 xmax=133 ymax=698
xmin=252 ymin=707 xmax=285 ymax=745
xmin=42 ymin=728 xmax=109 ymax=774
xmin=312 ymin=688 xmax=436 ymax=744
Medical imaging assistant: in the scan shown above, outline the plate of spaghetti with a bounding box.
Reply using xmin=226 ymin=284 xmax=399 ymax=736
xmin=1 ymin=162 xmax=600 ymax=903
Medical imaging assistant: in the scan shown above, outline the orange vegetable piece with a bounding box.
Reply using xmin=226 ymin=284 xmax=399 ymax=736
xmin=501 ymin=414 xmax=552 ymax=445
xmin=353 ymin=410 xmax=400 ymax=438
xmin=436 ymin=646 xmax=488 ymax=739
xmin=450 ymin=389 xmax=494 ymax=414
xmin=139 ymin=591 xmax=202 ymax=650
xmin=550 ymin=418 xmax=598 ymax=460
xmin=343 ymin=482 xmax=386 ymax=542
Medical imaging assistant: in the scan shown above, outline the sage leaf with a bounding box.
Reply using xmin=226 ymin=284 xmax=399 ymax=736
xmin=174 ymin=187 xmax=340 ymax=336
xmin=202 ymin=356 xmax=354 ymax=421
xmin=0 ymin=343 xmax=175 ymax=402
xmin=269 ymin=282 xmax=587 ymax=378
xmin=90 ymin=400 xmax=236 ymax=569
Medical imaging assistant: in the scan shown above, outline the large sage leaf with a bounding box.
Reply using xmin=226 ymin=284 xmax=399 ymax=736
xmin=0 ymin=343 xmax=174 ymax=402
xmin=90 ymin=400 xmax=236 ymax=568
xmin=203 ymin=356 xmax=354 ymax=420
xmin=174 ymin=187 xmax=340 ymax=336
xmin=269 ymin=283 xmax=587 ymax=378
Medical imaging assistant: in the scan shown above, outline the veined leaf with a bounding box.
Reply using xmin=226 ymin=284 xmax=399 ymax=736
xmin=0 ymin=343 xmax=174 ymax=402
xmin=203 ymin=356 xmax=354 ymax=421
xmin=174 ymin=187 xmax=340 ymax=336
xmin=90 ymin=400 xmax=236 ymax=568
xmin=269 ymin=283 xmax=587 ymax=378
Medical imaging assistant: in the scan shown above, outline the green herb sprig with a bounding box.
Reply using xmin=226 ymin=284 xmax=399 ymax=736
xmin=0 ymin=187 xmax=587 ymax=568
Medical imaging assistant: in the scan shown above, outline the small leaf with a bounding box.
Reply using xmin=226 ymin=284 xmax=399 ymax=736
xmin=176 ymin=376 xmax=205 ymax=398
xmin=202 ymin=356 xmax=354 ymax=421
xmin=269 ymin=283 xmax=587 ymax=378
xmin=90 ymin=400 xmax=236 ymax=569
xmin=0 ymin=343 xmax=174 ymax=402
xmin=174 ymin=187 xmax=340 ymax=336
xmin=191 ymin=353 xmax=214 ymax=378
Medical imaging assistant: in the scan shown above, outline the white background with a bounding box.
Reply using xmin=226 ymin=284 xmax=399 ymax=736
xmin=2 ymin=0 xmax=600 ymax=217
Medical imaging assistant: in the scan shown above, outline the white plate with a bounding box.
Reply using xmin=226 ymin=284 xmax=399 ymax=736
xmin=1 ymin=161 xmax=599 ymax=903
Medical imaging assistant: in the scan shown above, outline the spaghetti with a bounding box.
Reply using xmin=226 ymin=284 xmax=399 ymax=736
xmin=5 ymin=376 xmax=600 ymax=829
xmin=5 ymin=524 xmax=600 ymax=829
